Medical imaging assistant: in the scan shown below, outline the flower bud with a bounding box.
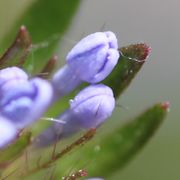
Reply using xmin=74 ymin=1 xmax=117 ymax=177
xmin=0 ymin=77 xmax=53 ymax=129
xmin=35 ymin=84 xmax=115 ymax=147
xmin=67 ymin=31 xmax=119 ymax=83
xmin=52 ymin=31 xmax=119 ymax=97
xmin=69 ymin=84 xmax=115 ymax=128
xmin=0 ymin=67 xmax=28 ymax=97
xmin=0 ymin=117 xmax=18 ymax=149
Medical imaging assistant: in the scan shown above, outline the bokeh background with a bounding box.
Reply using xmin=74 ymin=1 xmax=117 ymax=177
xmin=0 ymin=0 xmax=179 ymax=179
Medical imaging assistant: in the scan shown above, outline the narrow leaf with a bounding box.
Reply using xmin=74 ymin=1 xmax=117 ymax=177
xmin=0 ymin=26 xmax=31 ymax=68
xmin=57 ymin=102 xmax=169 ymax=178
xmin=0 ymin=131 xmax=31 ymax=167
xmin=86 ymin=102 xmax=169 ymax=177
xmin=104 ymin=43 xmax=151 ymax=98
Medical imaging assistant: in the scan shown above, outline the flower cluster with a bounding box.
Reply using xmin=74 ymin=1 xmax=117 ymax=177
xmin=0 ymin=31 xmax=119 ymax=149
xmin=0 ymin=67 xmax=53 ymax=148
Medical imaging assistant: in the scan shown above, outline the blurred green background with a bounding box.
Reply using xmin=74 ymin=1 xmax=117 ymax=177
xmin=0 ymin=0 xmax=179 ymax=179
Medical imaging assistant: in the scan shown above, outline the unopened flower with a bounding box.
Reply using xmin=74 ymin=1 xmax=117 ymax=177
xmin=68 ymin=84 xmax=115 ymax=128
xmin=0 ymin=67 xmax=28 ymax=97
xmin=35 ymin=84 xmax=115 ymax=147
xmin=0 ymin=67 xmax=53 ymax=129
xmin=52 ymin=31 xmax=119 ymax=96
xmin=0 ymin=117 xmax=18 ymax=149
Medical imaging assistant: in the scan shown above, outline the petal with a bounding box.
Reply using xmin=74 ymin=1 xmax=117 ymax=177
xmin=0 ymin=117 xmax=18 ymax=149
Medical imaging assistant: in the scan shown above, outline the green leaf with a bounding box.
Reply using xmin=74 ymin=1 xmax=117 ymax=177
xmin=1 ymin=0 xmax=80 ymax=74
xmin=104 ymin=43 xmax=151 ymax=98
xmin=57 ymin=102 xmax=169 ymax=178
xmin=86 ymin=102 xmax=169 ymax=177
xmin=0 ymin=131 xmax=31 ymax=168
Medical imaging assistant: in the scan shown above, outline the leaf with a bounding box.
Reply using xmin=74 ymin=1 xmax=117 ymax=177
xmin=57 ymin=102 xmax=169 ymax=178
xmin=103 ymin=43 xmax=151 ymax=98
xmin=0 ymin=131 xmax=31 ymax=168
xmin=86 ymin=102 xmax=169 ymax=177
xmin=1 ymin=0 xmax=80 ymax=74
xmin=0 ymin=26 xmax=31 ymax=69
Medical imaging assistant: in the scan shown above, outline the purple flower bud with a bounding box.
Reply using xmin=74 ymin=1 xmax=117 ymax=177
xmin=0 ymin=67 xmax=28 ymax=97
xmin=0 ymin=77 xmax=53 ymax=129
xmin=0 ymin=117 xmax=18 ymax=149
xmin=52 ymin=31 xmax=119 ymax=96
xmin=35 ymin=84 xmax=115 ymax=147
xmin=69 ymin=84 xmax=115 ymax=128
xmin=67 ymin=31 xmax=119 ymax=83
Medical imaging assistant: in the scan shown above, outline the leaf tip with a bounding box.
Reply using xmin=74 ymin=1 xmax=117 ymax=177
xmin=142 ymin=43 xmax=151 ymax=60
xmin=135 ymin=43 xmax=151 ymax=60
xmin=160 ymin=101 xmax=170 ymax=112
xmin=19 ymin=25 xmax=27 ymax=32
xmin=18 ymin=25 xmax=32 ymax=47
xmin=120 ymin=43 xmax=151 ymax=62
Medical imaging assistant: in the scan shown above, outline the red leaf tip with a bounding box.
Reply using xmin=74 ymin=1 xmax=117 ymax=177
xmin=137 ymin=43 xmax=151 ymax=60
xmin=120 ymin=43 xmax=151 ymax=62
xmin=20 ymin=25 xmax=26 ymax=32
xmin=161 ymin=101 xmax=170 ymax=112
